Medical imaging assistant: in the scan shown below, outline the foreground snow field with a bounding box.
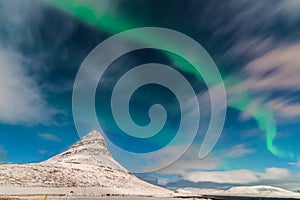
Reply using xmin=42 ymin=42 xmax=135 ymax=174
xmin=185 ymin=185 xmax=300 ymax=198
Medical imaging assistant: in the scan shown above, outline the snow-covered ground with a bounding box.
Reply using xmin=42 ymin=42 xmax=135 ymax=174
xmin=0 ymin=131 xmax=172 ymax=197
xmin=184 ymin=185 xmax=300 ymax=198
xmin=0 ymin=186 xmax=169 ymax=197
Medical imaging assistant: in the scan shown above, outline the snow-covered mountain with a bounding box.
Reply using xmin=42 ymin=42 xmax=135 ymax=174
xmin=225 ymin=185 xmax=299 ymax=197
xmin=184 ymin=185 xmax=300 ymax=198
xmin=0 ymin=131 xmax=172 ymax=196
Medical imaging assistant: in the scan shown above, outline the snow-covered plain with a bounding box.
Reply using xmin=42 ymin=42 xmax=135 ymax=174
xmin=184 ymin=185 xmax=300 ymax=198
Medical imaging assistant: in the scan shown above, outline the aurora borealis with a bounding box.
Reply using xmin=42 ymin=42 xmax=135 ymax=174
xmin=45 ymin=0 xmax=295 ymax=160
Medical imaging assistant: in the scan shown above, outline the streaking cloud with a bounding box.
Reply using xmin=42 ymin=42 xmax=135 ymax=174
xmin=45 ymin=0 xmax=295 ymax=161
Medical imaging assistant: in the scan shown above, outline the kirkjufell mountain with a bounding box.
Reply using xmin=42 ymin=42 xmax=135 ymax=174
xmin=0 ymin=131 xmax=172 ymax=196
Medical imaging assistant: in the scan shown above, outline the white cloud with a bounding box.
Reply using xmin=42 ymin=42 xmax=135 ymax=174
xmin=160 ymin=154 xmax=221 ymax=175
xmin=217 ymin=0 xmax=300 ymax=124
xmin=184 ymin=169 xmax=258 ymax=184
xmin=209 ymin=0 xmax=300 ymax=43
xmin=38 ymin=133 xmax=62 ymax=143
xmin=260 ymin=168 xmax=291 ymax=181
xmin=182 ymin=167 xmax=291 ymax=185
xmin=226 ymin=43 xmax=300 ymax=122
xmin=278 ymin=0 xmax=300 ymax=16
xmin=244 ymin=43 xmax=300 ymax=91
xmin=157 ymin=178 xmax=172 ymax=186
xmin=266 ymin=98 xmax=300 ymax=119
xmin=219 ymin=0 xmax=300 ymax=123
xmin=288 ymin=160 xmax=300 ymax=167
xmin=223 ymin=37 xmax=275 ymax=60
xmin=38 ymin=150 xmax=48 ymax=155
xmin=156 ymin=146 xmax=221 ymax=175
xmin=0 ymin=1 xmax=70 ymax=125
xmin=223 ymin=144 xmax=255 ymax=158
xmin=0 ymin=49 xmax=60 ymax=125
xmin=242 ymin=43 xmax=300 ymax=120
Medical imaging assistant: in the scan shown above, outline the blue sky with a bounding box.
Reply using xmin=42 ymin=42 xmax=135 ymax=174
xmin=0 ymin=0 xmax=300 ymax=190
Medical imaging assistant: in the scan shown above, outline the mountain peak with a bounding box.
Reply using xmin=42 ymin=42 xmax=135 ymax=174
xmin=82 ymin=130 xmax=105 ymax=141
xmin=45 ymin=130 xmax=125 ymax=171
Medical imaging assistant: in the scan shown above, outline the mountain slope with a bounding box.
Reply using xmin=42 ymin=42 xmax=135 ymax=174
xmin=224 ymin=185 xmax=300 ymax=197
xmin=0 ymin=131 xmax=171 ymax=196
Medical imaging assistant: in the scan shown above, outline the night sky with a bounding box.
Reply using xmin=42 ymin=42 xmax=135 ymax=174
xmin=1 ymin=0 xmax=300 ymax=191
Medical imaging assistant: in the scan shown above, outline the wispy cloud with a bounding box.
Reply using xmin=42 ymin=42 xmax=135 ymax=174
xmin=238 ymin=43 xmax=300 ymax=121
xmin=267 ymin=98 xmax=300 ymax=119
xmin=38 ymin=150 xmax=48 ymax=155
xmin=288 ymin=160 xmax=300 ymax=167
xmin=184 ymin=169 xmax=258 ymax=184
xmin=221 ymin=0 xmax=300 ymax=37
xmin=219 ymin=0 xmax=300 ymax=122
xmin=182 ymin=167 xmax=291 ymax=184
xmin=0 ymin=49 xmax=61 ymax=125
xmin=155 ymin=167 xmax=295 ymax=186
xmin=223 ymin=144 xmax=255 ymax=158
xmin=0 ymin=0 xmax=75 ymax=125
xmin=244 ymin=43 xmax=300 ymax=91
xmin=156 ymin=145 xmax=222 ymax=175
xmin=38 ymin=133 xmax=62 ymax=143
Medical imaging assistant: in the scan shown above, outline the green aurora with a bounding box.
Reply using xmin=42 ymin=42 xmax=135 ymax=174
xmin=44 ymin=0 xmax=294 ymax=160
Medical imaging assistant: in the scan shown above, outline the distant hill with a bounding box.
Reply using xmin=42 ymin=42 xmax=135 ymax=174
xmin=185 ymin=185 xmax=300 ymax=198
